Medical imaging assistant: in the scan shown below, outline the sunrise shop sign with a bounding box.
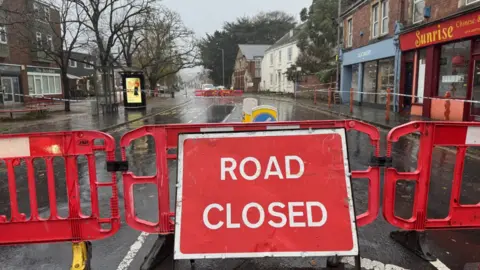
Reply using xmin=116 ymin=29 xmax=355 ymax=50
xmin=400 ymin=10 xmax=480 ymax=51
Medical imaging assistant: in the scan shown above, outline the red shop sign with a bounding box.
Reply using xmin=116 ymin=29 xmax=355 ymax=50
xmin=174 ymin=129 xmax=358 ymax=260
xmin=400 ymin=10 xmax=480 ymax=51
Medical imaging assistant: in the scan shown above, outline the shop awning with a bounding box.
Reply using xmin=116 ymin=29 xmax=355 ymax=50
xmin=67 ymin=74 xmax=82 ymax=80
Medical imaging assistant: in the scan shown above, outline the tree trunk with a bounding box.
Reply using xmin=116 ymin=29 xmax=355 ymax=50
xmin=61 ymin=71 xmax=71 ymax=112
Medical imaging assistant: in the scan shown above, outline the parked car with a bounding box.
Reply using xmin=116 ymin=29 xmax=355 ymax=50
xmin=202 ymin=84 xmax=214 ymax=90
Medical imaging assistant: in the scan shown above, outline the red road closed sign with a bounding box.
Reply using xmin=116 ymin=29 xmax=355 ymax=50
xmin=174 ymin=129 xmax=358 ymax=259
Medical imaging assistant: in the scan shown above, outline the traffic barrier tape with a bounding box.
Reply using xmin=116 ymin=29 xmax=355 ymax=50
xmin=0 ymin=131 xmax=120 ymax=245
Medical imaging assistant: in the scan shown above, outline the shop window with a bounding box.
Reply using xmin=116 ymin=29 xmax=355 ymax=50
xmin=377 ymin=58 xmax=395 ymax=104
xmin=27 ymin=74 xmax=62 ymax=95
xmin=416 ymin=49 xmax=427 ymax=103
xmin=466 ymin=0 xmax=480 ymax=5
xmin=438 ymin=40 xmax=471 ymax=98
xmin=363 ymin=61 xmax=378 ymax=103
xmin=413 ymin=0 xmax=425 ymax=24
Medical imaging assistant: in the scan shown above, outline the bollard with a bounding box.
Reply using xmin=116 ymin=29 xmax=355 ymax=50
xmin=328 ymin=88 xmax=332 ymax=108
xmin=444 ymin=91 xmax=451 ymax=121
xmin=386 ymin=88 xmax=391 ymax=122
xmin=350 ymin=88 xmax=354 ymax=114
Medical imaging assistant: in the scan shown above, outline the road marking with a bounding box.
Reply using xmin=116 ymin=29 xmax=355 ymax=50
xmin=116 ymin=232 xmax=149 ymax=270
xmin=430 ymin=259 xmax=451 ymax=270
xmin=341 ymin=256 xmax=407 ymax=269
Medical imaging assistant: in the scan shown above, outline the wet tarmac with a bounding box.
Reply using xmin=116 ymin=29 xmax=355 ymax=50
xmin=0 ymin=92 xmax=479 ymax=270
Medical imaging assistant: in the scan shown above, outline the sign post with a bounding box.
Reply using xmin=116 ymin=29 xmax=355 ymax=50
xmin=242 ymin=98 xmax=258 ymax=123
xmin=174 ymin=129 xmax=358 ymax=260
xmin=251 ymin=105 xmax=278 ymax=122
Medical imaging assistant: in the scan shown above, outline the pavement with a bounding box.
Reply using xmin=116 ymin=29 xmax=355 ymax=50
xmin=0 ymin=90 xmax=479 ymax=270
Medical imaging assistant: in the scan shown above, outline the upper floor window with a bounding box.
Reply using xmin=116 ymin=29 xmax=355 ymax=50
xmin=347 ymin=18 xmax=353 ymax=47
xmin=413 ymin=0 xmax=425 ymax=24
xmin=69 ymin=60 xmax=77 ymax=68
xmin=0 ymin=25 xmax=7 ymax=44
xmin=270 ymin=53 xmax=273 ymax=65
xmin=278 ymin=50 xmax=282 ymax=64
xmin=44 ymin=7 xmax=50 ymax=21
xmin=381 ymin=0 xmax=389 ymax=35
xmin=372 ymin=3 xmax=379 ymax=38
xmin=254 ymin=57 xmax=262 ymax=77
xmin=287 ymin=47 xmax=293 ymax=61
xmin=36 ymin=32 xmax=42 ymax=49
xmin=47 ymin=35 xmax=53 ymax=51
xmin=467 ymin=0 xmax=480 ymax=4
xmin=85 ymin=61 xmax=94 ymax=69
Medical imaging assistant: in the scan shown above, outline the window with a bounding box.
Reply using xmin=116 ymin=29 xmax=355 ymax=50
xmin=0 ymin=25 xmax=7 ymax=44
xmin=438 ymin=40 xmax=471 ymax=98
xmin=416 ymin=49 xmax=427 ymax=104
xmin=466 ymin=0 xmax=480 ymax=5
xmin=352 ymin=64 xmax=360 ymax=101
xmin=69 ymin=60 xmax=77 ymax=68
xmin=36 ymin=32 xmax=42 ymax=49
xmin=254 ymin=57 xmax=262 ymax=77
xmin=377 ymin=58 xmax=395 ymax=104
xmin=381 ymin=0 xmax=389 ymax=35
xmin=347 ymin=18 xmax=353 ymax=47
xmin=287 ymin=47 xmax=293 ymax=62
xmin=85 ymin=61 xmax=94 ymax=69
xmin=278 ymin=50 xmax=282 ymax=64
xmin=270 ymin=73 xmax=273 ymax=84
xmin=372 ymin=4 xmax=379 ymax=38
xmin=44 ymin=7 xmax=50 ymax=21
xmin=270 ymin=53 xmax=273 ymax=65
xmin=28 ymin=73 xmax=62 ymax=95
xmin=413 ymin=0 xmax=425 ymax=24
xmin=47 ymin=35 xmax=53 ymax=51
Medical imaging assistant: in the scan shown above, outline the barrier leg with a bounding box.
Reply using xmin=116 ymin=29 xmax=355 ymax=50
xmin=390 ymin=231 xmax=436 ymax=262
xmin=71 ymin=242 xmax=92 ymax=270
xmin=140 ymin=234 xmax=174 ymax=270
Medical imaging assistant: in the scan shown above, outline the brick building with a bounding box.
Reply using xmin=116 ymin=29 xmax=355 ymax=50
xmin=398 ymin=0 xmax=480 ymax=121
xmin=232 ymin=44 xmax=271 ymax=92
xmin=0 ymin=0 xmax=62 ymax=106
xmin=342 ymin=0 xmax=480 ymax=120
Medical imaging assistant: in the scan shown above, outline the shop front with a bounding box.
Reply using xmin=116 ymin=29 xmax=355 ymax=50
xmin=26 ymin=66 xmax=63 ymax=102
xmin=340 ymin=38 xmax=397 ymax=109
xmin=0 ymin=64 xmax=22 ymax=105
xmin=399 ymin=9 xmax=480 ymax=121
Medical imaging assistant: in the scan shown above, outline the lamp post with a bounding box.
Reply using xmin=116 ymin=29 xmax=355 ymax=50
xmin=219 ymin=48 xmax=225 ymax=87
xmin=295 ymin=66 xmax=302 ymax=99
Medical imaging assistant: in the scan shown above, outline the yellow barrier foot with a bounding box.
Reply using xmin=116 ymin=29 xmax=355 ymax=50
xmin=71 ymin=241 xmax=92 ymax=270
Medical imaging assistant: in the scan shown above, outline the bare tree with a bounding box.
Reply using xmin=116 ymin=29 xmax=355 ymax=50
xmin=2 ymin=0 xmax=89 ymax=111
xmin=134 ymin=8 xmax=199 ymax=89
xmin=117 ymin=17 xmax=146 ymax=67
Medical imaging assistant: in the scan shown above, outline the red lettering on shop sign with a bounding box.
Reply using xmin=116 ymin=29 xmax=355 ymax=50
xmin=400 ymin=11 xmax=480 ymax=51
xmin=174 ymin=129 xmax=358 ymax=260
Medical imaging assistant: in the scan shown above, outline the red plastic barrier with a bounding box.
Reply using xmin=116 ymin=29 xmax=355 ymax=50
xmin=195 ymin=90 xmax=243 ymax=97
xmin=194 ymin=90 xmax=204 ymax=97
xmin=120 ymin=120 xmax=381 ymax=234
xmin=0 ymin=131 xmax=120 ymax=245
xmin=384 ymin=121 xmax=480 ymax=230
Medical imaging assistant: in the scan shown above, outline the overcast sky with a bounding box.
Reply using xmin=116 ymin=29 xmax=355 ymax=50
xmin=162 ymin=0 xmax=312 ymax=37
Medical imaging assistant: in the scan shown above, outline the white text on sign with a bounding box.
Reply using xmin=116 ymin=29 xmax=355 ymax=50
xmin=202 ymin=155 xmax=327 ymax=230
xmin=203 ymin=201 xmax=328 ymax=230
xmin=220 ymin=156 xmax=304 ymax=180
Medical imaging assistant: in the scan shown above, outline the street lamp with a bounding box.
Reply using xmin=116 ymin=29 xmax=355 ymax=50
xmin=219 ymin=48 xmax=225 ymax=87
xmin=295 ymin=66 xmax=302 ymax=99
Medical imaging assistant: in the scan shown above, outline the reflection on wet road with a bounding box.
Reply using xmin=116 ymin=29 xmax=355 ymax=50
xmin=0 ymin=95 xmax=479 ymax=270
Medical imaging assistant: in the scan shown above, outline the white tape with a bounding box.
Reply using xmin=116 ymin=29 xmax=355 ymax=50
xmin=466 ymin=127 xmax=480 ymax=145
xmin=200 ymin=127 xmax=235 ymax=133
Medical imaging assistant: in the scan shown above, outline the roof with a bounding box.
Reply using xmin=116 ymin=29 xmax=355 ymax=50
xmin=238 ymin=44 xmax=271 ymax=60
xmin=266 ymin=24 xmax=306 ymax=52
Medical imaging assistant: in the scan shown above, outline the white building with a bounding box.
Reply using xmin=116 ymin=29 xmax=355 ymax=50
xmin=260 ymin=26 xmax=303 ymax=93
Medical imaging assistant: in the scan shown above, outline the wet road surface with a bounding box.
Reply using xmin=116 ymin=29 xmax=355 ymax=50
xmin=0 ymin=93 xmax=479 ymax=270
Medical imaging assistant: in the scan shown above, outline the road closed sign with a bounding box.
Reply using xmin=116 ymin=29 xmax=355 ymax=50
xmin=174 ymin=129 xmax=358 ymax=260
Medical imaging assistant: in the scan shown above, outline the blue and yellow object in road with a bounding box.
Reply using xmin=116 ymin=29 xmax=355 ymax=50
xmin=251 ymin=105 xmax=278 ymax=122
xmin=242 ymin=98 xmax=258 ymax=123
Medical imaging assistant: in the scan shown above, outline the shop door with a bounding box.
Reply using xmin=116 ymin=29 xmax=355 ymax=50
xmin=1 ymin=77 xmax=15 ymax=105
xmin=471 ymin=59 xmax=480 ymax=119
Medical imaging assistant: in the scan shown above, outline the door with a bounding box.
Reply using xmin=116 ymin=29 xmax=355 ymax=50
xmin=1 ymin=77 xmax=15 ymax=105
xmin=471 ymin=59 xmax=480 ymax=119
xmin=403 ymin=62 xmax=414 ymax=108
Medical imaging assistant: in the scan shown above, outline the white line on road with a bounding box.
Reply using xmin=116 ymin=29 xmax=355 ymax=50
xmin=430 ymin=259 xmax=451 ymax=270
xmin=341 ymin=256 xmax=407 ymax=269
xmin=116 ymin=232 xmax=149 ymax=270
